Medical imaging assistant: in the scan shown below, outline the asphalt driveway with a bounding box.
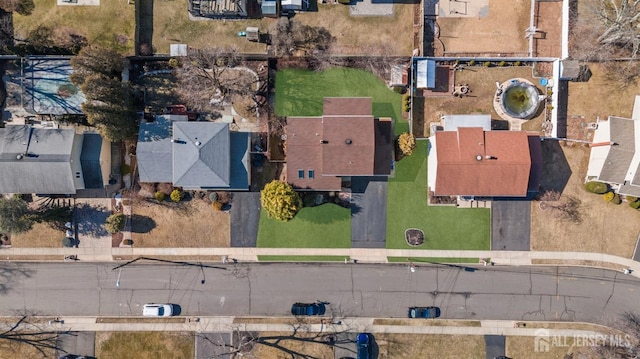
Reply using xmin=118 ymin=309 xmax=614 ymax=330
xmin=491 ymin=199 xmax=531 ymax=251
xmin=230 ymin=192 xmax=261 ymax=247
xmin=351 ymin=177 xmax=388 ymax=248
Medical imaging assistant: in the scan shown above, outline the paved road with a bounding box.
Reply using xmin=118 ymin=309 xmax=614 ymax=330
xmin=1 ymin=263 xmax=639 ymax=327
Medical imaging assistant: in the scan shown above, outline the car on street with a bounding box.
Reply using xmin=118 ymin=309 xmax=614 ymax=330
xmin=356 ymin=333 xmax=371 ymax=359
xmin=408 ymin=306 xmax=441 ymax=319
xmin=291 ymin=302 xmax=326 ymax=316
xmin=142 ymin=303 xmax=174 ymax=317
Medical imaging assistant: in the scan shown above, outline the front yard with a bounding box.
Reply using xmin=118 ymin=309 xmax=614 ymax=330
xmin=257 ymin=204 xmax=351 ymax=248
xmin=386 ymin=140 xmax=491 ymax=250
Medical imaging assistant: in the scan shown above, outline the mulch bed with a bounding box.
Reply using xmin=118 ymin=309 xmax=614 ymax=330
xmin=405 ymin=228 xmax=425 ymax=246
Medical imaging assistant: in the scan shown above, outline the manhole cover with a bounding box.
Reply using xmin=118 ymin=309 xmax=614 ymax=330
xmin=405 ymin=228 xmax=425 ymax=246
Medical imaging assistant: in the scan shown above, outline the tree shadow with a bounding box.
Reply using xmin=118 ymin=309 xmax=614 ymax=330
xmin=73 ymin=204 xmax=109 ymax=237
xmin=130 ymin=214 xmax=156 ymax=234
xmin=0 ymin=264 xmax=36 ymax=296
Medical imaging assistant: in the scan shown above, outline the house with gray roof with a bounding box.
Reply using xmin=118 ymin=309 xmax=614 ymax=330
xmin=586 ymin=115 xmax=640 ymax=197
xmin=0 ymin=125 xmax=111 ymax=195
xmin=137 ymin=115 xmax=250 ymax=190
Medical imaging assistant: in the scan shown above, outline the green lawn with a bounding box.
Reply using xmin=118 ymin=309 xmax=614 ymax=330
xmin=386 ymin=140 xmax=491 ymax=250
xmin=274 ymin=68 xmax=408 ymax=134
xmin=257 ymin=204 xmax=351 ymax=248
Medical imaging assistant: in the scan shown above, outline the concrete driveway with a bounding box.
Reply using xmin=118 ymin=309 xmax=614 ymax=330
xmin=56 ymin=331 xmax=95 ymax=358
xmin=491 ymin=200 xmax=530 ymax=251
xmin=350 ymin=177 xmax=388 ymax=248
xmin=230 ymin=192 xmax=261 ymax=247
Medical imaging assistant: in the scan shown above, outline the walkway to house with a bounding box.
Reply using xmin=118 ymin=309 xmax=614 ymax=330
xmin=73 ymin=198 xmax=112 ymax=261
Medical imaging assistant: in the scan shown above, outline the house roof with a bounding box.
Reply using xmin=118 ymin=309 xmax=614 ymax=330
xmin=0 ymin=125 xmax=77 ymax=194
xmin=137 ymin=116 xmax=249 ymax=190
xmin=597 ymin=116 xmax=636 ymax=184
xmin=285 ymin=98 xmax=392 ymax=190
xmin=434 ymin=128 xmax=535 ymax=196
xmin=173 ymin=122 xmax=230 ymax=188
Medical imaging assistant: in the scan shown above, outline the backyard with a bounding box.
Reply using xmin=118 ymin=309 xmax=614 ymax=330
xmin=153 ymin=3 xmax=413 ymax=55
xmin=386 ymin=140 xmax=491 ymax=250
xmin=14 ymin=0 xmax=135 ymax=52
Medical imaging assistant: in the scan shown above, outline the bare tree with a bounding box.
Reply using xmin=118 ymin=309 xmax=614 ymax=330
xmin=537 ymin=191 xmax=582 ymax=224
xmin=0 ymin=315 xmax=74 ymax=357
xmin=268 ymin=18 xmax=334 ymax=57
xmin=203 ymin=318 xmax=355 ymax=359
xmin=175 ymin=47 xmax=260 ymax=112
xmin=590 ymin=312 xmax=640 ymax=358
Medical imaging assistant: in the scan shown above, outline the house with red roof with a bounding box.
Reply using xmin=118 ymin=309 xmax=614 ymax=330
xmin=285 ymin=97 xmax=394 ymax=191
xmin=428 ymin=125 xmax=542 ymax=198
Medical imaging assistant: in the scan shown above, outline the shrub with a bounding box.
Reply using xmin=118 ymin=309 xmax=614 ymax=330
xmin=168 ymin=58 xmax=180 ymax=68
xmin=584 ymin=181 xmax=608 ymax=194
xmin=402 ymin=93 xmax=410 ymax=112
xmin=612 ymin=194 xmax=622 ymax=205
xmin=483 ymin=61 xmax=491 ymax=67
xmin=337 ymin=0 xmax=350 ymax=4
xmin=155 ymin=191 xmax=165 ymax=201
xmin=104 ymin=213 xmax=126 ymax=234
xmin=209 ymin=192 xmax=219 ymax=202
xmin=212 ymin=201 xmax=223 ymax=211
xmin=170 ymin=189 xmax=183 ymax=202
xmin=392 ymin=86 xmax=407 ymax=94
xmin=626 ymin=195 xmax=639 ymax=203
xmin=468 ymin=60 xmax=476 ymax=66
xmin=260 ymin=180 xmax=302 ymax=221
xmin=121 ymin=164 xmax=131 ymax=175
xmin=602 ymin=192 xmax=614 ymax=202
xmin=398 ymin=132 xmax=416 ymax=156
xmin=631 ymin=201 xmax=640 ymax=209
xmin=514 ymin=61 xmax=521 ymax=66
xmin=498 ymin=61 xmax=506 ymax=67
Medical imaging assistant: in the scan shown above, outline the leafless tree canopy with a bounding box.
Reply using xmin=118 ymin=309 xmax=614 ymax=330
xmin=590 ymin=312 xmax=640 ymax=358
xmin=0 ymin=315 xmax=74 ymax=356
xmin=175 ymin=47 xmax=260 ymax=112
xmin=269 ymin=18 xmax=334 ymax=57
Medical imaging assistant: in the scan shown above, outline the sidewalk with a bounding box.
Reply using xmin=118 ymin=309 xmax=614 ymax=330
xmin=7 ymin=316 xmax=616 ymax=337
xmin=2 ymin=247 xmax=638 ymax=274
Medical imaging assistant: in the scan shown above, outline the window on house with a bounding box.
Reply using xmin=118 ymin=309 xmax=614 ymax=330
xmin=298 ymin=170 xmax=304 ymax=179
xmin=308 ymin=170 xmax=314 ymax=179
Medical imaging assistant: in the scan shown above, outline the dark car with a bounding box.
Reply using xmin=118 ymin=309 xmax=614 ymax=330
xmin=356 ymin=333 xmax=371 ymax=359
xmin=408 ymin=306 xmax=441 ymax=319
xmin=291 ymin=302 xmax=326 ymax=316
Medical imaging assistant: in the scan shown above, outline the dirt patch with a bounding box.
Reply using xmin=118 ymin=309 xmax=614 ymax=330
xmin=532 ymin=259 xmax=625 ymax=272
xmin=131 ymin=198 xmax=230 ymax=248
xmin=530 ymin=143 xmax=640 ymax=257
xmin=405 ymin=229 xmax=425 ymax=246
xmin=437 ymin=0 xmax=530 ymax=56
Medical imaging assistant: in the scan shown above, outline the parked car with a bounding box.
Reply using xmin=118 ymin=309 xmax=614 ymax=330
xmin=408 ymin=306 xmax=441 ymax=319
xmin=356 ymin=333 xmax=371 ymax=359
xmin=291 ymin=302 xmax=326 ymax=316
xmin=142 ymin=303 xmax=174 ymax=317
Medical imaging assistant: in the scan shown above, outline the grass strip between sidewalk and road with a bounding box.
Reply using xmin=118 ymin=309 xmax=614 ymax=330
xmin=258 ymin=255 xmax=350 ymax=262
xmin=387 ymin=257 xmax=481 ymax=264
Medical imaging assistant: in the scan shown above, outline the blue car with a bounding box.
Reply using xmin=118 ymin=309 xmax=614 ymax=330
xmin=356 ymin=333 xmax=371 ymax=359
xmin=408 ymin=306 xmax=441 ymax=319
xmin=291 ymin=302 xmax=326 ymax=316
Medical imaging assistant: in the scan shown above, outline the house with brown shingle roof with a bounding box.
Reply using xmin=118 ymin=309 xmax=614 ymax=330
xmin=428 ymin=127 xmax=542 ymax=197
xmin=285 ymin=97 xmax=393 ymax=191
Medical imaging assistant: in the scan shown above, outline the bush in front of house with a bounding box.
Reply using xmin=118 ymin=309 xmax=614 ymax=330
xmin=398 ymin=132 xmax=416 ymax=156
xmin=612 ymin=194 xmax=622 ymax=205
xmin=170 ymin=189 xmax=183 ymax=202
xmin=209 ymin=192 xmax=219 ymax=203
xmin=104 ymin=213 xmax=126 ymax=234
xmin=212 ymin=201 xmax=223 ymax=211
xmin=603 ymin=192 xmax=615 ymax=202
xmin=155 ymin=191 xmax=165 ymax=201
xmin=626 ymin=195 xmax=638 ymax=203
xmin=584 ymin=181 xmax=608 ymax=194
xmin=402 ymin=93 xmax=410 ymax=112
xmin=260 ymin=180 xmax=302 ymax=221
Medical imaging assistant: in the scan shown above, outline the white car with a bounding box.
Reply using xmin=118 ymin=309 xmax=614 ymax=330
xmin=142 ymin=303 xmax=174 ymax=317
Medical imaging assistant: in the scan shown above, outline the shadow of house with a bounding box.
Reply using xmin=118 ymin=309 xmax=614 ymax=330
xmin=538 ymin=139 xmax=571 ymax=194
